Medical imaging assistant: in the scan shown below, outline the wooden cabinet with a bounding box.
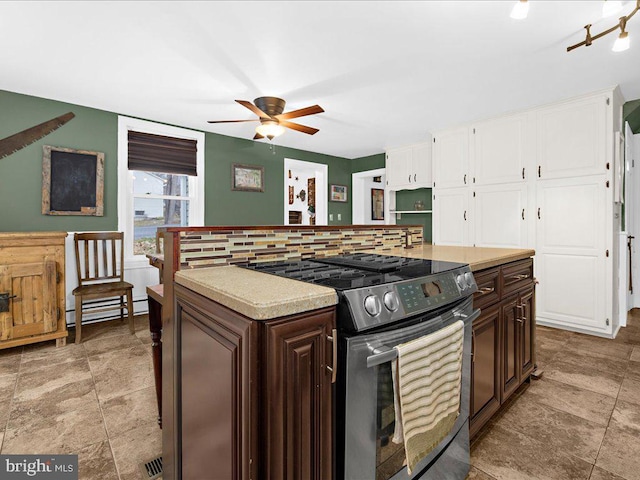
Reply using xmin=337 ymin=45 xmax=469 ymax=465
xmin=171 ymin=283 xmax=334 ymax=480
xmin=470 ymin=258 xmax=535 ymax=438
xmin=385 ymin=140 xmax=432 ymax=191
xmin=0 ymin=232 xmax=68 ymax=349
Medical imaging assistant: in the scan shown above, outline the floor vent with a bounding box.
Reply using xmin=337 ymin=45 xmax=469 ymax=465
xmin=140 ymin=456 xmax=163 ymax=479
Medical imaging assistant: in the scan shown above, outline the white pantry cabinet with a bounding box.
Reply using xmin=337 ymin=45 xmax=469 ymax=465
xmin=433 ymin=128 xmax=469 ymax=189
xmin=536 ymin=93 xmax=608 ymax=180
xmin=473 ymin=184 xmax=529 ymax=249
xmin=385 ymin=140 xmax=432 ymax=190
xmin=472 ymin=113 xmax=531 ymax=186
xmin=432 ymin=187 xmax=470 ymax=246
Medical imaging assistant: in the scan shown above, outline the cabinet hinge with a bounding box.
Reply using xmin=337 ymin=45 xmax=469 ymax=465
xmin=606 ymin=97 xmax=610 ymax=105
xmin=473 ymin=177 xmax=476 ymax=183
xmin=473 ymin=191 xmax=476 ymax=197
xmin=606 ymin=249 xmax=610 ymax=257
xmin=473 ymin=128 xmax=476 ymax=134
xmin=433 ymin=194 xmax=435 ymax=200
xmin=606 ymin=162 xmax=610 ymax=170
xmin=522 ymin=167 xmax=525 ymax=179
xmin=538 ymin=166 xmax=541 ymax=178
xmin=606 ymin=180 xmax=610 ymax=188
xmin=433 ymin=137 xmax=436 ymax=143
xmin=433 ymin=181 xmax=436 ymax=188
xmin=606 ymin=318 xmax=610 ymax=326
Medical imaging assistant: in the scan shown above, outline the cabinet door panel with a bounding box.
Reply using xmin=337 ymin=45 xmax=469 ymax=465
xmin=433 ymin=128 xmax=469 ymax=189
xmin=433 ymin=187 xmax=470 ymax=246
xmin=473 ymin=114 xmax=527 ymax=186
xmin=412 ymin=142 xmax=432 ymax=187
xmin=537 ymin=95 xmax=607 ymax=179
xmin=470 ymin=305 xmax=500 ymax=437
xmin=501 ymin=297 xmax=519 ymax=402
xmin=536 ymin=177 xmax=608 ymax=332
xmin=386 ymin=147 xmax=411 ymax=190
xmin=473 ymin=185 xmax=528 ymax=248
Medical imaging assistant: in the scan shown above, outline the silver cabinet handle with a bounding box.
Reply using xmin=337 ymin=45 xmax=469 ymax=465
xmin=326 ymin=329 xmax=338 ymax=383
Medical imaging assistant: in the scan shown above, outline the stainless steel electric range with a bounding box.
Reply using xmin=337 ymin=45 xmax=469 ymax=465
xmin=244 ymin=253 xmax=479 ymax=480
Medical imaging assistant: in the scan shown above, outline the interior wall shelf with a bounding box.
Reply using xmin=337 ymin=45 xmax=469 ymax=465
xmin=390 ymin=210 xmax=433 ymax=214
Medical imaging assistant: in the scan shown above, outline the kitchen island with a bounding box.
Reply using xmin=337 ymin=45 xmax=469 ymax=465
xmin=163 ymin=234 xmax=534 ymax=480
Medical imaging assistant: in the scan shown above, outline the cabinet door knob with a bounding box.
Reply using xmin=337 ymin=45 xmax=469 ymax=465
xmin=464 ymin=174 xmax=467 ymax=185
xmin=522 ymin=167 xmax=525 ymax=179
xmin=522 ymin=209 xmax=525 ymax=220
xmin=408 ymin=174 xmax=411 ymax=183
xmin=464 ymin=210 xmax=467 ymax=221
xmin=414 ymin=174 xmax=417 ymax=182
xmin=538 ymin=208 xmax=541 ymax=220
xmin=326 ymin=329 xmax=338 ymax=384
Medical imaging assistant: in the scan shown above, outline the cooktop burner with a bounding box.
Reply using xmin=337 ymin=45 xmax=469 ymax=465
xmin=243 ymin=254 xmax=466 ymax=291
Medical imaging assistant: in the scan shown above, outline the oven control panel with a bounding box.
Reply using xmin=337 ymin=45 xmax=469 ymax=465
xmin=341 ymin=266 xmax=477 ymax=332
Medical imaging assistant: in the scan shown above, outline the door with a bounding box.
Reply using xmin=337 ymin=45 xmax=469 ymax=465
xmin=626 ymin=123 xmax=638 ymax=310
xmin=536 ymin=93 xmax=608 ymax=180
xmin=473 ymin=184 xmax=528 ymax=248
xmin=501 ymin=295 xmax=520 ymax=402
xmin=535 ymin=177 xmax=609 ymax=333
xmin=433 ymin=128 xmax=469 ymax=189
xmin=433 ymin=187 xmax=470 ymax=246
xmin=470 ymin=304 xmax=500 ymax=437
xmin=0 ymin=260 xmax=57 ymax=341
xmin=473 ymin=113 xmax=529 ymax=186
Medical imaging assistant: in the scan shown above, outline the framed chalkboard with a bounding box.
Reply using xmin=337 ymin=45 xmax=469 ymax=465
xmin=42 ymin=146 xmax=104 ymax=216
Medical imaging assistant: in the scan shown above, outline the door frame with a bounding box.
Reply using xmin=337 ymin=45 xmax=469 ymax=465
xmin=629 ymin=128 xmax=640 ymax=310
xmin=351 ymin=168 xmax=386 ymax=225
xmin=284 ymin=158 xmax=328 ymax=225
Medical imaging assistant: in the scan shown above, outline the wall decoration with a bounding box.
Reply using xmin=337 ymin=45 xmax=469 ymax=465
xmin=297 ymin=189 xmax=306 ymax=202
xmin=42 ymin=145 xmax=104 ymax=216
xmin=232 ymin=163 xmax=264 ymax=192
xmin=288 ymin=169 xmax=292 ymax=179
xmin=289 ymin=211 xmax=302 ymax=224
xmin=371 ymin=188 xmax=385 ymax=220
xmin=330 ymin=184 xmax=348 ymax=202
xmin=373 ymin=176 xmax=382 ymax=183
xmin=0 ymin=112 xmax=75 ymax=160
xmin=288 ymin=185 xmax=294 ymax=204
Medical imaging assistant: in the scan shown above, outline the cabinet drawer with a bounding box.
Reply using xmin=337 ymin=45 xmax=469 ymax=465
xmin=473 ymin=267 xmax=501 ymax=310
xmin=501 ymin=259 xmax=534 ymax=296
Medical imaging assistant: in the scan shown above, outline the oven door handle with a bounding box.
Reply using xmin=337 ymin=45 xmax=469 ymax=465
xmin=365 ymin=308 xmax=480 ymax=368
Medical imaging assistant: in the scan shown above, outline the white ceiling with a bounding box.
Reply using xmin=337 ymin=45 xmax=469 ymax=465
xmin=1 ymin=1 xmax=639 ymax=159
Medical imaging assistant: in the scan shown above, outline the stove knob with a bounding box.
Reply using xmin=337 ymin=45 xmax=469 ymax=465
xmin=456 ymin=274 xmax=467 ymax=290
xmin=383 ymin=291 xmax=399 ymax=312
xmin=464 ymin=272 xmax=474 ymax=287
xmin=364 ymin=295 xmax=382 ymax=317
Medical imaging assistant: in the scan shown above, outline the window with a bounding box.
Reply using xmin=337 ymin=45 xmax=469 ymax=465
xmin=118 ymin=116 xmax=205 ymax=261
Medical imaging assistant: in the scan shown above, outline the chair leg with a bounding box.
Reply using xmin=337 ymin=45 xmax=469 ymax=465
xmin=126 ymin=290 xmax=135 ymax=334
xmin=75 ymin=296 xmax=82 ymax=344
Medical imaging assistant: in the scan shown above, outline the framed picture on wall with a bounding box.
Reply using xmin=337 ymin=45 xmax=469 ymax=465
xmin=232 ymin=163 xmax=264 ymax=192
xmin=330 ymin=184 xmax=348 ymax=202
xmin=371 ymin=188 xmax=384 ymax=220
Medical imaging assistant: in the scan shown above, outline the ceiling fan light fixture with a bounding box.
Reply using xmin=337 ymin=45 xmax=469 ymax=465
xmin=603 ymin=0 xmax=624 ymax=18
xmin=256 ymin=121 xmax=285 ymax=139
xmin=510 ymin=0 xmax=529 ymax=20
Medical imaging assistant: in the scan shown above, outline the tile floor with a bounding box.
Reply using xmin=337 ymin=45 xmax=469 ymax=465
xmin=0 ymin=316 xmax=160 ymax=480
xmin=469 ymin=310 xmax=640 ymax=480
xmin=2 ymin=312 xmax=640 ymax=480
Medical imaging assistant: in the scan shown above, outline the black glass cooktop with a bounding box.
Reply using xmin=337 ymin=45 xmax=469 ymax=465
xmin=242 ymin=253 xmax=466 ymax=291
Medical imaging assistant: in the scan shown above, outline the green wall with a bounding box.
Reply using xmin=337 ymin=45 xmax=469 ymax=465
xmin=351 ymin=153 xmax=385 ymax=173
xmin=0 ymin=89 xmax=358 ymax=231
xmin=624 ymin=99 xmax=640 ymax=134
xmin=395 ymin=188 xmax=432 ymax=242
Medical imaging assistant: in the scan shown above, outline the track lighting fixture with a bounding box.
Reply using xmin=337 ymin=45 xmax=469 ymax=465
xmin=567 ymin=0 xmax=639 ymax=52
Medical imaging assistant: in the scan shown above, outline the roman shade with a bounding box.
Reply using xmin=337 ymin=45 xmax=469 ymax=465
xmin=128 ymin=130 xmax=197 ymax=176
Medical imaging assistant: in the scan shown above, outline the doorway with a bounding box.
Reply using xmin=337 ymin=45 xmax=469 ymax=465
xmin=352 ymin=168 xmax=386 ymax=225
xmin=284 ymin=158 xmax=328 ymax=225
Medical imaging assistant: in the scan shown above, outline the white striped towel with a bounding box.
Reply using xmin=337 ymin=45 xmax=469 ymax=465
xmin=391 ymin=320 xmax=464 ymax=474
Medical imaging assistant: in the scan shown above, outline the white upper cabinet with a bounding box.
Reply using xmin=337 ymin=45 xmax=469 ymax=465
xmin=432 ymin=187 xmax=470 ymax=246
xmin=473 ymin=184 xmax=529 ymax=249
xmin=472 ymin=114 xmax=530 ymax=186
xmin=385 ymin=140 xmax=432 ymax=191
xmin=536 ymin=93 xmax=608 ymax=180
xmin=433 ymin=128 xmax=469 ymax=189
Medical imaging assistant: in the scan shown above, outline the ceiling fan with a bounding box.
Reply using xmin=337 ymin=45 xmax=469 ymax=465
xmin=208 ymin=96 xmax=324 ymax=140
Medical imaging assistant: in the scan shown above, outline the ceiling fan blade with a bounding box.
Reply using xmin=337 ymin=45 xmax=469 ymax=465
xmin=279 ymin=120 xmax=319 ymax=135
xmin=207 ymin=119 xmax=258 ymax=123
xmin=275 ymin=105 xmax=324 ymax=120
xmin=236 ymin=100 xmax=270 ymax=119
xmin=253 ymin=132 xmax=264 ymax=140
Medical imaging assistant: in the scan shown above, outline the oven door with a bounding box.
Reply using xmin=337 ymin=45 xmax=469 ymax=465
xmin=339 ymin=296 xmax=478 ymax=480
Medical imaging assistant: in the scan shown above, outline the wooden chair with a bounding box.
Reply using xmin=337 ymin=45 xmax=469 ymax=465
xmin=72 ymin=232 xmax=134 ymax=344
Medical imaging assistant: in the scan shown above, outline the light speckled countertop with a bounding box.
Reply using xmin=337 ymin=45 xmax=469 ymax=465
xmin=175 ymin=265 xmax=338 ymax=320
xmin=366 ymin=244 xmax=535 ymax=271
xmin=174 ymin=245 xmax=534 ymax=320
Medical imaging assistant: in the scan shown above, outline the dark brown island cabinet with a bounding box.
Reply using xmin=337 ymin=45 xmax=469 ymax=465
xmin=469 ymin=258 xmax=535 ymax=437
xmin=169 ymin=283 xmax=335 ymax=480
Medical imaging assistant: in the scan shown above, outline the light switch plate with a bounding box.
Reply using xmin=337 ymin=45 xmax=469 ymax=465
xmin=329 ymin=213 xmax=334 ymax=221
xmin=338 ymin=213 xmax=342 ymax=220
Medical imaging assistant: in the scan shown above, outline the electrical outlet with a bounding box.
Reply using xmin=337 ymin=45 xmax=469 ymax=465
xmin=329 ymin=214 xmax=334 ymax=221
xmin=338 ymin=213 xmax=341 ymax=220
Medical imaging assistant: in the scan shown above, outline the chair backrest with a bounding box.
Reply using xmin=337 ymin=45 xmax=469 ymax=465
xmin=74 ymin=232 xmax=125 ymax=286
